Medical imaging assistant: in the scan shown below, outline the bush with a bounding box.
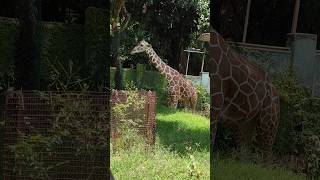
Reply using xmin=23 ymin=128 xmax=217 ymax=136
xmin=196 ymin=84 xmax=210 ymax=117
xmin=272 ymin=71 xmax=309 ymax=155
xmin=272 ymin=71 xmax=320 ymax=178
xmin=111 ymin=86 xmax=147 ymax=150
xmin=8 ymin=91 xmax=109 ymax=179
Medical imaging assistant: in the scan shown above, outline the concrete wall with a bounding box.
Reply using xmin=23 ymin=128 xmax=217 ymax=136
xmin=314 ymin=51 xmax=320 ymax=96
xmin=286 ymin=33 xmax=318 ymax=89
xmin=229 ymin=42 xmax=291 ymax=75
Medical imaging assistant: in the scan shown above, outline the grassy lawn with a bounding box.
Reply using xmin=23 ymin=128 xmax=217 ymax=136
xmin=111 ymin=106 xmax=210 ymax=179
xmin=111 ymin=105 xmax=306 ymax=180
xmin=212 ymin=158 xmax=306 ymax=180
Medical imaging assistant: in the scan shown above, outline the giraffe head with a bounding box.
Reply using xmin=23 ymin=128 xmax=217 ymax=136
xmin=130 ymin=40 xmax=151 ymax=54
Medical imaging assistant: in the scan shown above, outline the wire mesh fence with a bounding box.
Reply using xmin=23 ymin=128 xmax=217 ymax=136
xmin=2 ymin=89 xmax=156 ymax=179
xmin=3 ymin=91 xmax=110 ymax=179
xmin=110 ymin=90 xmax=157 ymax=148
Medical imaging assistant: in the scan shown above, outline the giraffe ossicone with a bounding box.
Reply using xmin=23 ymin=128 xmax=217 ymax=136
xmin=209 ymin=28 xmax=280 ymax=161
xmin=131 ymin=40 xmax=198 ymax=110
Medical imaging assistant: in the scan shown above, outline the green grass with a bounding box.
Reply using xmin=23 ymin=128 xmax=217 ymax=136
xmin=111 ymin=105 xmax=306 ymax=180
xmin=111 ymin=106 xmax=210 ymax=179
xmin=212 ymin=158 xmax=306 ymax=180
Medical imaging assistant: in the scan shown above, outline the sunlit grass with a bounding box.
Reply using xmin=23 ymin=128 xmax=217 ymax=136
xmin=111 ymin=105 xmax=305 ymax=180
xmin=111 ymin=105 xmax=210 ymax=179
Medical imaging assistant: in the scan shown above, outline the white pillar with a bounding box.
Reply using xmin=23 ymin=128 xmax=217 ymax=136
xmin=242 ymin=0 xmax=252 ymax=43
xmin=291 ymin=0 xmax=301 ymax=33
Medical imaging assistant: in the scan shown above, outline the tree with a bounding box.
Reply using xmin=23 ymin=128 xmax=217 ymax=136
xmin=211 ymin=0 xmax=222 ymax=31
xmin=126 ymin=0 xmax=200 ymax=70
xmin=110 ymin=0 xmax=130 ymax=90
xmin=14 ymin=0 xmax=41 ymax=90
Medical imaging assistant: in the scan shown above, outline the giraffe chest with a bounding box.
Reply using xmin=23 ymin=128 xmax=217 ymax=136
xmin=167 ymin=79 xmax=194 ymax=96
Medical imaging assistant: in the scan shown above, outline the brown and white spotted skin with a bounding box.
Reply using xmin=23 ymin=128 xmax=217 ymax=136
xmin=130 ymin=40 xmax=197 ymax=110
xmin=209 ymin=28 xmax=280 ymax=161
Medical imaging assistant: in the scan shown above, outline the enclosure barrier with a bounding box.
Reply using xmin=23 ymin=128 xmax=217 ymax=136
xmin=110 ymin=90 xmax=157 ymax=148
xmin=2 ymin=90 xmax=156 ymax=179
xmin=3 ymin=91 xmax=110 ymax=179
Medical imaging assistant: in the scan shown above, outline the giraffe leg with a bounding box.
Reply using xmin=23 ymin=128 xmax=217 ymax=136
xmin=256 ymin=102 xmax=279 ymax=163
xmin=210 ymin=104 xmax=222 ymax=150
xmin=233 ymin=121 xmax=255 ymax=160
xmin=190 ymin=94 xmax=197 ymax=112
xmin=167 ymin=94 xmax=179 ymax=109
xmin=210 ymin=77 xmax=224 ymax=150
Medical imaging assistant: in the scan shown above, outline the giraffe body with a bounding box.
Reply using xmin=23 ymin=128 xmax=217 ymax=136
xmin=209 ymin=29 xmax=280 ymax=160
xmin=130 ymin=40 xmax=197 ymax=110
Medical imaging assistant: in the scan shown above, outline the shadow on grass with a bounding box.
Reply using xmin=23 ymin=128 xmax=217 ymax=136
xmin=156 ymin=105 xmax=178 ymax=115
xmin=156 ymin=120 xmax=209 ymax=155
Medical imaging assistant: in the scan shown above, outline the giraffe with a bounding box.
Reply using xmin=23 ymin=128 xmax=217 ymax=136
xmin=209 ymin=28 xmax=280 ymax=161
xmin=130 ymin=40 xmax=198 ymax=111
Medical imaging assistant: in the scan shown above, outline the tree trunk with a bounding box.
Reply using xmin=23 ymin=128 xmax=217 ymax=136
xmin=211 ymin=0 xmax=222 ymax=31
xmin=178 ymin=46 xmax=188 ymax=75
xmin=169 ymin=38 xmax=182 ymax=71
xmin=14 ymin=0 xmax=40 ymax=90
xmin=113 ymin=30 xmax=123 ymax=90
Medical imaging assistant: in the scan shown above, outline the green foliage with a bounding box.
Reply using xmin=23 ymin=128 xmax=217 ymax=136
xmin=118 ymin=21 xmax=151 ymax=65
xmin=212 ymin=157 xmax=306 ymax=180
xmin=0 ymin=8 xmax=109 ymax=91
xmin=111 ymin=105 xmax=210 ymax=179
xmin=189 ymin=0 xmax=210 ymax=47
xmin=45 ymin=58 xmax=89 ymax=91
xmin=84 ymin=7 xmax=109 ymax=89
xmin=9 ymin=91 xmax=109 ymax=179
xmin=40 ymin=22 xmax=85 ymax=87
xmin=187 ymin=147 xmax=205 ymax=179
xmin=196 ymin=0 xmax=210 ymax=33
xmin=272 ymin=71 xmax=309 ymax=154
xmin=124 ymin=0 xmax=203 ymax=70
xmin=110 ymin=66 xmax=168 ymax=104
xmin=0 ymin=18 xmax=17 ymax=78
xmin=0 ymin=18 xmax=17 ymax=94
xmin=111 ymin=87 xmax=147 ymax=150
xmin=272 ymin=71 xmax=320 ymax=178
xmin=195 ymin=84 xmax=210 ymax=117
xmin=9 ymin=134 xmax=59 ymax=179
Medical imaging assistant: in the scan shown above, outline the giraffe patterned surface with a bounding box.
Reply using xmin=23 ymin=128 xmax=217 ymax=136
xmin=130 ymin=40 xmax=198 ymax=110
xmin=209 ymin=28 xmax=280 ymax=160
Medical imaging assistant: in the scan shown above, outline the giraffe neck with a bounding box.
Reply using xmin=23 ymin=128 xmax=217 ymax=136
xmin=211 ymin=30 xmax=231 ymax=64
xmin=145 ymin=47 xmax=176 ymax=77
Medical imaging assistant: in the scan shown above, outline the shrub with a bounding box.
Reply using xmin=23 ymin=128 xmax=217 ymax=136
xmin=272 ymin=71 xmax=320 ymax=178
xmin=272 ymin=71 xmax=309 ymax=155
xmin=111 ymin=86 xmax=147 ymax=150
xmin=8 ymin=91 xmax=109 ymax=179
xmin=196 ymin=84 xmax=210 ymax=117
